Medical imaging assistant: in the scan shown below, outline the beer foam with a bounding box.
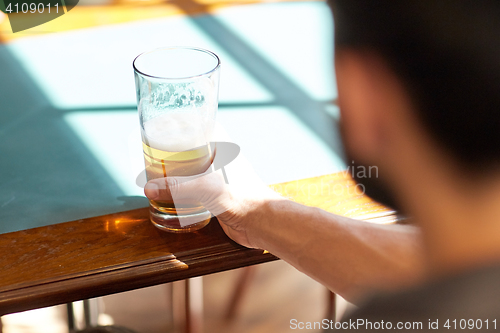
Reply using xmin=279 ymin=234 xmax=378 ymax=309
xmin=142 ymin=108 xmax=210 ymax=152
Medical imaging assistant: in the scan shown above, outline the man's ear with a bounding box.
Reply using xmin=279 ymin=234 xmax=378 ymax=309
xmin=335 ymin=49 xmax=394 ymax=163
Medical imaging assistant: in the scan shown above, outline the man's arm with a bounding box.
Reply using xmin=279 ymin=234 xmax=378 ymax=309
xmin=145 ymin=171 xmax=424 ymax=303
xmin=246 ymin=199 xmax=424 ymax=302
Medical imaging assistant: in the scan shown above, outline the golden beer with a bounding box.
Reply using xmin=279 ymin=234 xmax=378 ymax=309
xmin=142 ymin=112 xmax=214 ymax=232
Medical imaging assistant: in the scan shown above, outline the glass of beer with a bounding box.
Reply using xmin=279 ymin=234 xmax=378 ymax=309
xmin=133 ymin=47 xmax=220 ymax=233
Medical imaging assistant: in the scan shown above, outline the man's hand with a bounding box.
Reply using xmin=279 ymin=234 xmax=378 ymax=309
xmin=143 ymin=161 xmax=282 ymax=248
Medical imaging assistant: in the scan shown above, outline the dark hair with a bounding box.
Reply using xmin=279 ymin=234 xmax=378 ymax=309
xmin=330 ymin=0 xmax=500 ymax=171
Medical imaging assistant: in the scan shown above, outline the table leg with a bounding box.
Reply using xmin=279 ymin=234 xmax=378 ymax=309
xmin=67 ymin=298 xmax=101 ymax=331
xmin=67 ymin=303 xmax=76 ymax=332
xmin=326 ymin=291 xmax=336 ymax=322
xmin=83 ymin=299 xmax=100 ymax=327
xmin=225 ymin=266 xmax=256 ymax=320
xmin=185 ymin=277 xmax=203 ymax=333
xmin=172 ymin=278 xmax=204 ymax=333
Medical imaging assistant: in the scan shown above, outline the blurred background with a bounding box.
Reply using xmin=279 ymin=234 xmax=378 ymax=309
xmin=0 ymin=0 xmax=348 ymax=331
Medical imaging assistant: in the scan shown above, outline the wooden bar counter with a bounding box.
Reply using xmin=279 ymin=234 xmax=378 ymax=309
xmin=0 ymin=172 xmax=396 ymax=316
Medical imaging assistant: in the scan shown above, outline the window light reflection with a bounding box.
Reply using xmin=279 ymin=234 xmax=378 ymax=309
xmin=105 ymin=218 xmax=148 ymax=234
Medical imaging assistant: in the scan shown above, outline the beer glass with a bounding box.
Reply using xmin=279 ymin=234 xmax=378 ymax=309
xmin=133 ymin=47 xmax=220 ymax=232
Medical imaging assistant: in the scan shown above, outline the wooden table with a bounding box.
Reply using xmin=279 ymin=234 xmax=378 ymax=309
xmin=0 ymin=172 xmax=396 ymax=316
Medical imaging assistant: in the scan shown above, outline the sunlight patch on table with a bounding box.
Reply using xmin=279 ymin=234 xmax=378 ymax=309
xmin=218 ymin=106 xmax=345 ymax=185
xmin=216 ymin=2 xmax=337 ymax=101
xmin=6 ymin=15 xmax=272 ymax=109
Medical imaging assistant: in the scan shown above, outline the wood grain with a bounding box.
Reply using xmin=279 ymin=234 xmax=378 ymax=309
xmin=272 ymin=172 xmax=398 ymax=223
xmin=0 ymin=172 xmax=396 ymax=315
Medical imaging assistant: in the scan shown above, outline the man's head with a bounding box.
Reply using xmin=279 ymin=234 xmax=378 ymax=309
xmin=329 ymin=0 xmax=500 ymax=211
